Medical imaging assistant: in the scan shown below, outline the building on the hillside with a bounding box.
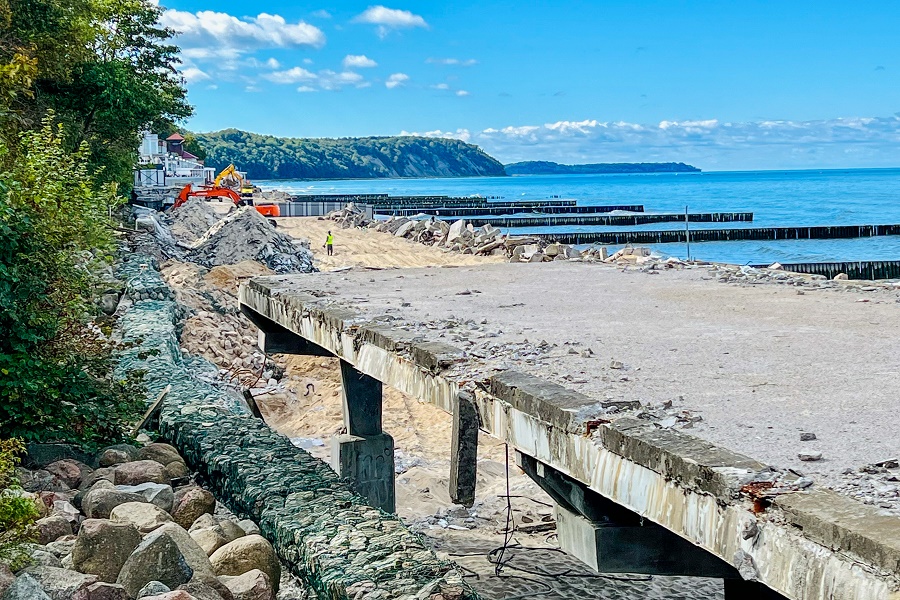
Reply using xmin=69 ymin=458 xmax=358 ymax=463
xmin=133 ymin=131 xmax=217 ymax=209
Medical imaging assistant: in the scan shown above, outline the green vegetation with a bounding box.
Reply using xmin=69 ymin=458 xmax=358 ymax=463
xmin=0 ymin=439 xmax=39 ymax=570
xmin=192 ymin=129 xmax=507 ymax=180
xmin=504 ymin=161 xmax=701 ymax=175
xmin=0 ymin=0 xmax=189 ymax=447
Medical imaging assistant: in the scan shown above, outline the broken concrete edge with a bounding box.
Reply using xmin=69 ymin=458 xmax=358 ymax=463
xmin=114 ymin=256 xmax=480 ymax=600
xmin=242 ymin=274 xmax=900 ymax=588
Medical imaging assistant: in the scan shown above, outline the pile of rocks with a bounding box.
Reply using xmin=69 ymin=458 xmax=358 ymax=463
xmin=827 ymin=459 xmax=900 ymax=514
xmin=327 ymin=205 xmax=585 ymax=260
xmin=6 ymin=442 xmax=284 ymax=600
xmin=162 ymin=199 xmax=221 ymax=246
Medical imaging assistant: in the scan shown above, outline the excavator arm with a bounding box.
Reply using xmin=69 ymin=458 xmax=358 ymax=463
xmin=213 ymin=164 xmax=244 ymax=188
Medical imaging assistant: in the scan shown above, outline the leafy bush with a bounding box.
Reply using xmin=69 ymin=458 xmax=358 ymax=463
xmin=0 ymin=439 xmax=39 ymax=570
xmin=0 ymin=118 xmax=144 ymax=448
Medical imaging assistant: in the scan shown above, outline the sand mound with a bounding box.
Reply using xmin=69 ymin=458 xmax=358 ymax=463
xmin=190 ymin=207 xmax=315 ymax=274
xmin=204 ymin=260 xmax=274 ymax=295
xmin=165 ymin=198 xmax=221 ymax=244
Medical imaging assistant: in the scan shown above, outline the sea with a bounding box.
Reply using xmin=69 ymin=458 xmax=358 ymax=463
xmin=257 ymin=168 xmax=900 ymax=266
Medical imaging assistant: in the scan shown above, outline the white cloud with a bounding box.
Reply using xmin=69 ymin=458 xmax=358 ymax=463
xmin=343 ymin=54 xmax=378 ymax=69
xmin=454 ymin=115 xmax=900 ymax=170
xmin=303 ymin=58 xmax=314 ymax=65
xmin=161 ymin=10 xmax=326 ymax=50
xmin=385 ymin=72 xmax=409 ymax=89
xmin=181 ymin=67 xmax=211 ymax=83
xmin=311 ymin=9 xmax=332 ymax=18
xmin=426 ymin=58 xmax=478 ymax=66
xmin=353 ymin=6 xmax=428 ymax=37
xmin=263 ymin=66 xmax=316 ymax=84
xmin=430 ymin=83 xmax=450 ymax=90
xmin=399 ymin=129 xmax=472 ymax=143
xmin=264 ymin=66 xmax=366 ymax=91
xmin=266 ymin=57 xmax=281 ymax=69
xmin=456 ymin=90 xmax=470 ymax=97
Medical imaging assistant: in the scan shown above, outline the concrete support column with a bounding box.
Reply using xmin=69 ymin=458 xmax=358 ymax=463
xmin=723 ymin=579 xmax=787 ymax=600
xmin=330 ymin=360 xmax=395 ymax=513
xmin=449 ymin=391 xmax=479 ymax=507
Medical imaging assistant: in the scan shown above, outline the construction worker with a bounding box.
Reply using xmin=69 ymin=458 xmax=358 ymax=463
xmin=324 ymin=230 xmax=334 ymax=256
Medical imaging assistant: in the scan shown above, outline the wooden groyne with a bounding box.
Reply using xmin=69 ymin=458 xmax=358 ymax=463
xmin=291 ymin=194 xmax=577 ymax=209
xmin=754 ymin=261 xmax=900 ymax=281
xmin=379 ymin=204 xmax=646 ymax=217
xmin=531 ymin=224 xmax=900 ymax=245
xmin=463 ymin=212 xmax=753 ymax=228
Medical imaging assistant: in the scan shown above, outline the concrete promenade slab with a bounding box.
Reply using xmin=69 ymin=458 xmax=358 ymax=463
xmin=240 ymin=261 xmax=900 ymax=600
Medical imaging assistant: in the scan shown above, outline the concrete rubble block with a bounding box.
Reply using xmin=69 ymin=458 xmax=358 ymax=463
xmin=82 ymin=489 xmax=147 ymax=520
xmin=35 ymin=515 xmax=72 ymax=545
xmin=171 ymin=487 xmax=216 ymax=530
xmin=116 ymin=529 xmax=194 ymax=598
xmin=113 ymin=460 xmax=170 ymax=487
xmin=209 ymin=535 xmax=280 ymax=593
xmin=116 ymin=483 xmax=175 ymax=514
xmin=23 ymin=566 xmax=98 ymax=600
xmin=394 ymin=221 xmax=416 ymax=238
xmin=447 ymin=219 xmax=467 ymax=243
xmin=219 ymin=569 xmax=274 ymax=600
xmin=109 ymin=501 xmax=173 ymax=533
xmin=72 ymin=519 xmax=143 ymax=583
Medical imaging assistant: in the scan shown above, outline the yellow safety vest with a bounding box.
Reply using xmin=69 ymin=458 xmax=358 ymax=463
xmin=326 ymin=234 xmax=333 ymax=245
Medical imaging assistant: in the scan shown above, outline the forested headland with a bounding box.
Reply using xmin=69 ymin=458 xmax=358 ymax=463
xmin=190 ymin=129 xmax=507 ymax=180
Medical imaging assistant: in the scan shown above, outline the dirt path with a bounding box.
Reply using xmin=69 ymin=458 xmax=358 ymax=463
xmin=275 ymin=217 xmax=504 ymax=270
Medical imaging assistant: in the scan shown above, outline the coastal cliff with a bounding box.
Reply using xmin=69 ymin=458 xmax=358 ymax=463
xmin=193 ymin=129 xmax=506 ymax=180
xmin=504 ymin=161 xmax=700 ymax=175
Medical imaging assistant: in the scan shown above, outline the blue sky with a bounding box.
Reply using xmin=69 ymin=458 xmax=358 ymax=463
xmin=162 ymin=1 xmax=900 ymax=170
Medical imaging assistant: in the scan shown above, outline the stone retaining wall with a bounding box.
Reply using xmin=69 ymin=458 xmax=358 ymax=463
xmin=114 ymin=254 xmax=475 ymax=600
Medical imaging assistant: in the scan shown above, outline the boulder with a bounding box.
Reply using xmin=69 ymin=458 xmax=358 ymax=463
xmin=99 ymin=293 xmax=120 ymax=316
xmin=28 ymin=549 xmax=61 ymax=568
xmin=209 ymin=535 xmax=280 ymax=592
xmin=72 ymin=582 xmax=130 ymax=600
xmin=177 ymin=581 xmax=231 ymax=600
xmin=83 ymin=488 xmax=147 ymax=519
xmin=116 ymin=529 xmax=194 ymax=598
xmin=188 ymin=514 xmax=217 ymax=532
xmin=394 ymin=221 xmax=416 ymax=238
xmin=44 ymin=460 xmax=88 ymax=489
xmin=44 ymin=538 xmax=76 ymax=558
xmin=152 ymin=523 xmax=230 ymax=598
xmin=75 ymin=479 xmax=115 ymax=510
xmin=113 ymin=461 xmax=169 ymax=486
xmin=72 ymin=519 xmax=142 ymax=582
xmin=1 ymin=573 xmax=51 ymax=600
xmin=163 ymin=462 xmax=190 ymax=480
xmin=98 ymin=446 xmax=139 ymax=468
xmin=136 ymin=582 xmax=170 ymax=598
xmin=110 ymin=502 xmax=173 ymax=533
xmin=50 ymin=499 xmax=80 ymax=525
xmin=219 ymin=570 xmax=273 ymax=600
xmin=79 ymin=469 xmax=116 ymax=493
xmin=0 ymin=563 xmax=14 ymax=597
xmin=116 ymin=483 xmax=174 ymax=514
xmin=141 ymin=592 xmax=193 ymax=600
xmin=190 ymin=527 xmax=227 ymax=556
xmin=35 ymin=515 xmax=72 ymax=545
xmin=217 ymin=521 xmax=245 ymax=544
xmin=22 ymin=470 xmax=70 ymax=493
xmin=137 ymin=444 xmax=183 ymax=468
xmin=171 ymin=487 xmax=215 ymax=529
xmin=23 ymin=566 xmax=98 ymax=600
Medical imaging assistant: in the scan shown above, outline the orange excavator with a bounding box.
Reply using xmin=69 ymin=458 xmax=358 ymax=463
xmin=172 ymin=183 xmax=280 ymax=217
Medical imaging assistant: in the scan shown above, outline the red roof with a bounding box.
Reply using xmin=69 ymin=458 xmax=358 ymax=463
xmin=166 ymin=133 xmax=185 ymax=142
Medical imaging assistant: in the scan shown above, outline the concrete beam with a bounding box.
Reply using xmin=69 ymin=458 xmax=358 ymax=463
xmin=241 ymin=305 xmax=333 ymax=356
xmin=519 ymin=451 xmax=740 ymax=579
xmin=450 ymin=391 xmax=479 ymax=507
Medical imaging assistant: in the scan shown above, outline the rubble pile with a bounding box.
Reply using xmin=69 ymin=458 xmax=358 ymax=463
xmin=9 ymin=442 xmax=292 ymax=600
xmin=161 ymin=198 xmax=220 ymax=245
xmin=327 ymin=204 xmax=586 ymax=261
xmin=190 ymin=207 xmax=315 ymax=274
xmin=828 ymin=459 xmax=900 ymax=513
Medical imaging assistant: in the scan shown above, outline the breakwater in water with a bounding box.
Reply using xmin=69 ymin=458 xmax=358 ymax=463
xmin=532 ymin=223 xmax=900 ymax=245
xmin=750 ymin=260 xmax=900 ymax=280
xmin=381 ymin=204 xmax=645 ymax=217
xmin=459 ymin=212 xmax=753 ymax=228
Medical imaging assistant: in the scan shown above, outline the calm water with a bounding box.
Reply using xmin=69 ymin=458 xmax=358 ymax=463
xmin=258 ymin=169 xmax=900 ymax=265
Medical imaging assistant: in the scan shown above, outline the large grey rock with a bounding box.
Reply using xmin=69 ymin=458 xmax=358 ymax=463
xmin=177 ymin=581 xmax=231 ymax=600
xmin=23 ymin=566 xmax=98 ymax=600
xmin=35 ymin=515 xmax=72 ymax=545
xmin=187 ymin=514 xmax=217 ymax=532
xmin=72 ymin=582 xmax=130 ymax=600
xmin=153 ymin=523 xmax=231 ymax=598
xmin=113 ymin=461 xmax=169 ymax=486
xmin=217 ymin=521 xmax=245 ymax=544
xmin=209 ymin=535 xmax=280 ymax=593
xmin=78 ymin=470 xmax=115 ymax=494
xmin=72 ymin=519 xmax=142 ymax=582
xmin=83 ymin=488 xmax=146 ymax=519
xmin=44 ymin=538 xmax=76 ymax=558
xmin=219 ymin=570 xmax=273 ymax=600
xmin=110 ymin=501 xmax=173 ymax=533
xmin=137 ymin=444 xmax=183 ymax=468
xmin=99 ymin=293 xmax=120 ymax=316
xmin=171 ymin=487 xmax=215 ymax=529
xmin=189 ymin=527 xmax=227 ymax=557
xmin=0 ymin=563 xmax=14 ymax=597
xmin=235 ymin=520 xmax=259 ymax=536
xmin=136 ymin=582 xmax=170 ymax=598
xmin=28 ymin=549 xmax=61 ymax=568
xmin=116 ymin=529 xmax=194 ymax=598
xmin=1 ymin=573 xmax=51 ymax=600
xmin=116 ymin=483 xmax=174 ymax=513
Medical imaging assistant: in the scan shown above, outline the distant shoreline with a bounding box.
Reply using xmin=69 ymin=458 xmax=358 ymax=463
xmin=504 ymin=161 xmax=700 ymax=175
